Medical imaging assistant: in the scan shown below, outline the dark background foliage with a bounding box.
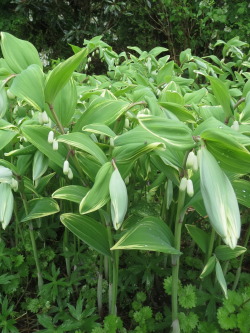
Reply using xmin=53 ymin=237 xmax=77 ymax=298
xmin=1 ymin=0 xmax=250 ymax=60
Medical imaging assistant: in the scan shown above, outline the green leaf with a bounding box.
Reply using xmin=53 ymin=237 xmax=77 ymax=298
xmin=156 ymin=61 xmax=174 ymax=85
xmin=1 ymin=32 xmax=42 ymax=73
xmin=57 ymin=132 xmax=107 ymax=165
xmin=111 ymin=216 xmax=180 ymax=254
xmin=159 ymin=102 xmax=195 ymax=122
xmin=52 ymin=185 xmax=88 ymax=204
xmin=109 ymin=167 xmax=128 ymax=230
xmin=200 ymin=256 xmax=216 ymax=279
xmin=21 ymin=198 xmax=60 ymax=222
xmin=138 ymin=115 xmax=195 ymax=149
xmin=32 ymin=150 xmax=49 ymax=181
xmin=185 ymin=225 xmax=210 ymax=253
xmin=215 ymin=245 xmax=246 ymax=261
xmin=216 ymin=260 xmax=228 ymax=299
xmin=51 ymin=78 xmax=77 ymax=126
xmin=44 ymin=47 xmax=88 ymax=104
xmin=82 ymin=123 xmax=116 ymax=138
xmin=9 ymin=64 xmax=45 ymax=111
xmin=79 ymin=162 xmax=113 ymax=214
xmin=232 ymin=179 xmax=250 ymax=208
xmin=61 ymin=213 xmax=111 ymax=257
xmin=184 ymin=88 xmax=207 ymax=104
xmin=207 ymin=76 xmax=232 ymax=118
xmin=0 ymin=129 xmax=17 ymax=150
xmin=21 ymin=125 xmax=68 ymax=169
xmin=73 ymin=96 xmax=130 ymax=131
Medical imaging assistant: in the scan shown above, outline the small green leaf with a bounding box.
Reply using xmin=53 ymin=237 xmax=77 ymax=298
xmin=111 ymin=216 xmax=180 ymax=254
xmin=0 ymin=130 xmax=17 ymax=150
xmin=82 ymin=123 xmax=116 ymax=138
xmin=61 ymin=213 xmax=111 ymax=257
xmin=52 ymin=185 xmax=88 ymax=204
xmin=200 ymin=256 xmax=216 ymax=279
xmin=21 ymin=198 xmax=60 ymax=222
xmin=215 ymin=245 xmax=246 ymax=261
xmin=216 ymin=260 xmax=228 ymax=299
xmin=185 ymin=225 xmax=210 ymax=253
xmin=79 ymin=162 xmax=113 ymax=214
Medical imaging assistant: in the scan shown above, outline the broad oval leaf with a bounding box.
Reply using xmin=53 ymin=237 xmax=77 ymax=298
xmin=45 ymin=47 xmax=88 ymax=104
xmin=1 ymin=32 xmax=42 ymax=73
xmin=61 ymin=213 xmax=111 ymax=257
xmin=21 ymin=197 xmax=60 ymax=222
xmin=52 ymin=185 xmax=89 ymax=204
xmin=111 ymin=216 xmax=180 ymax=254
xmin=57 ymin=132 xmax=107 ymax=165
xmin=138 ymin=115 xmax=195 ymax=150
xmin=9 ymin=64 xmax=45 ymax=111
xmin=79 ymin=162 xmax=113 ymax=214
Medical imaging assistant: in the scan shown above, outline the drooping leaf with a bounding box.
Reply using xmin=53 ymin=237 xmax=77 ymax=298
xmin=79 ymin=162 xmax=113 ymax=214
xmin=44 ymin=47 xmax=88 ymax=104
xmin=109 ymin=167 xmax=128 ymax=230
xmin=57 ymin=132 xmax=107 ymax=164
xmin=82 ymin=123 xmax=116 ymax=138
xmin=0 ymin=32 xmax=42 ymax=73
xmin=216 ymin=260 xmax=228 ymax=299
xmin=9 ymin=64 xmax=45 ymax=111
xmin=52 ymin=185 xmax=89 ymax=204
xmin=61 ymin=213 xmax=111 ymax=257
xmin=215 ymin=245 xmax=246 ymax=261
xmin=111 ymin=216 xmax=180 ymax=254
xmin=0 ymin=129 xmax=17 ymax=150
xmin=21 ymin=197 xmax=60 ymax=222
xmin=185 ymin=225 xmax=210 ymax=253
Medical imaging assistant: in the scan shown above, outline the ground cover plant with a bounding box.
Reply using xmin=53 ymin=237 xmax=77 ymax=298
xmin=0 ymin=32 xmax=249 ymax=332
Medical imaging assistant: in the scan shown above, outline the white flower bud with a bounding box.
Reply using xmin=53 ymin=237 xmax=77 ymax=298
xmin=179 ymin=177 xmax=187 ymax=192
xmin=85 ymin=64 xmax=88 ymax=71
xmin=7 ymin=89 xmax=15 ymax=100
xmin=110 ymin=138 xmax=114 ymax=147
xmin=192 ymin=155 xmax=199 ymax=172
xmin=48 ymin=131 xmax=54 ymax=144
xmin=87 ymin=56 xmax=92 ymax=63
xmin=63 ymin=160 xmax=69 ymax=175
xmin=10 ymin=178 xmax=18 ymax=192
xmin=96 ymin=49 xmax=99 ymax=55
xmin=42 ymin=111 xmax=49 ymax=124
xmin=186 ymin=151 xmax=195 ymax=169
xmin=38 ymin=112 xmax=43 ymax=124
xmin=52 ymin=139 xmax=58 ymax=151
xmin=124 ymin=118 xmax=130 ymax=128
xmin=187 ymin=179 xmax=194 ymax=197
xmin=67 ymin=167 xmax=73 ymax=180
xmin=231 ymin=120 xmax=239 ymax=131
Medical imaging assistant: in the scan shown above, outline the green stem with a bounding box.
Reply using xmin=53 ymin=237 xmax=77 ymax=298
xmin=63 ymin=228 xmax=71 ymax=277
xmin=233 ymin=224 xmax=250 ymax=290
xmin=206 ymin=227 xmax=216 ymax=263
xmin=97 ymin=255 xmax=104 ymax=317
xmin=171 ymin=188 xmax=186 ymax=332
xmin=21 ymin=192 xmax=43 ymax=291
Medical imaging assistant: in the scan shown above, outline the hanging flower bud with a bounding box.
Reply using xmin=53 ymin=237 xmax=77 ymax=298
xmin=179 ymin=177 xmax=187 ymax=192
xmin=7 ymin=89 xmax=15 ymax=100
xmin=42 ymin=111 xmax=49 ymax=124
xmin=67 ymin=167 xmax=73 ymax=180
xmin=186 ymin=179 xmax=194 ymax=197
xmin=87 ymin=56 xmax=92 ymax=63
xmin=110 ymin=138 xmax=114 ymax=147
xmin=63 ymin=160 xmax=69 ymax=175
xmin=231 ymin=120 xmax=239 ymax=131
xmin=85 ymin=64 xmax=88 ymax=71
xmin=38 ymin=112 xmax=43 ymax=124
xmin=48 ymin=131 xmax=54 ymax=144
xmin=10 ymin=178 xmax=18 ymax=192
xmin=186 ymin=151 xmax=195 ymax=169
xmin=124 ymin=118 xmax=130 ymax=128
xmin=52 ymin=139 xmax=58 ymax=151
